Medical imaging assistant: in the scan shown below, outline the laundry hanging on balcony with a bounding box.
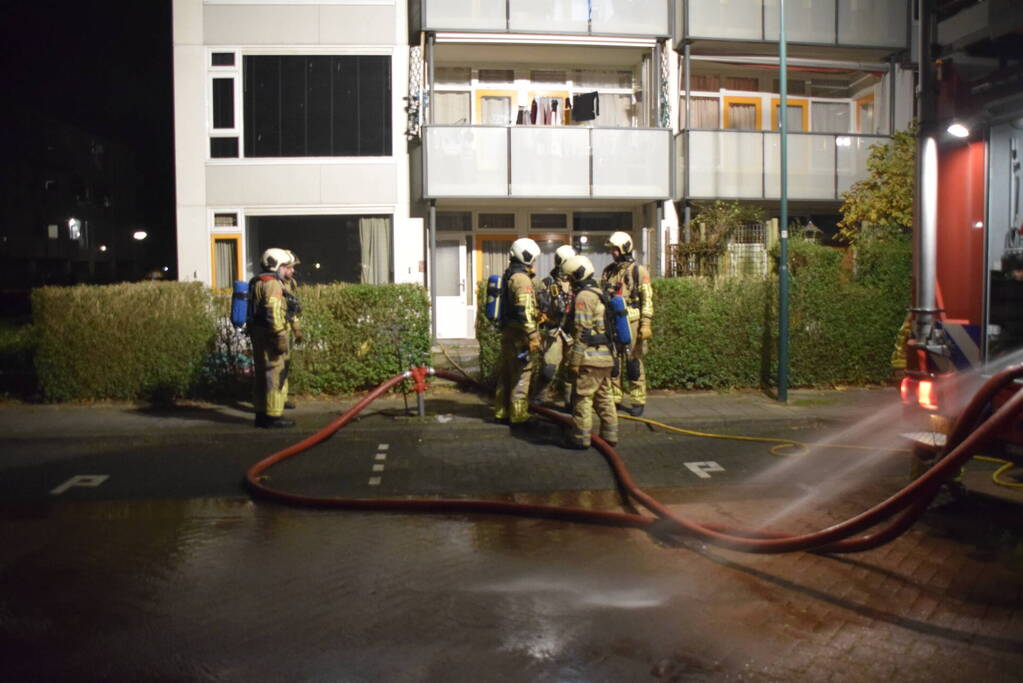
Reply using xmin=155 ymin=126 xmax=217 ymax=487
xmin=528 ymin=97 xmax=563 ymax=126
xmin=572 ymin=91 xmax=599 ymax=122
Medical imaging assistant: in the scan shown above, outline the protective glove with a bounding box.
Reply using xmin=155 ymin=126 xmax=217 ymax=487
xmin=274 ymin=334 xmax=289 ymax=354
xmin=293 ymin=329 xmax=304 ymax=345
xmin=528 ymin=332 xmax=541 ymax=354
xmin=639 ymin=320 xmax=653 ymax=341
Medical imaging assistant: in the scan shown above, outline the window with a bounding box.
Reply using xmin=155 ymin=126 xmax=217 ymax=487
xmin=211 ymin=235 xmax=241 ymax=292
xmin=434 ymin=92 xmax=470 ymax=125
xmin=478 ymin=213 xmax=515 ymax=229
xmin=530 ymin=213 xmax=567 ymax=229
xmin=690 ymin=96 xmax=720 ymax=128
xmin=812 ymin=102 xmax=850 ymax=133
xmin=475 ymin=90 xmax=516 ymax=125
xmin=208 ymin=50 xmax=240 ymax=158
xmin=723 ymin=96 xmax=762 ymax=130
xmin=856 ymin=94 xmax=876 ymax=134
xmin=437 ymin=212 xmax=472 ymax=231
xmin=771 ymin=98 xmax=808 ymax=132
xmin=243 ymin=55 xmax=391 ymax=158
xmin=247 ymin=215 xmax=392 ymax=285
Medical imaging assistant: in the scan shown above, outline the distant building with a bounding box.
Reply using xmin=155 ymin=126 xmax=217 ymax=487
xmin=0 ymin=109 xmax=142 ymax=289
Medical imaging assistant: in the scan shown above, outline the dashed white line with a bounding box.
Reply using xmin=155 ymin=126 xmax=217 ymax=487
xmin=368 ymin=476 xmax=382 ymax=486
xmin=370 ymin=444 xmax=390 ymax=485
xmin=372 ymin=464 xmax=385 ymax=472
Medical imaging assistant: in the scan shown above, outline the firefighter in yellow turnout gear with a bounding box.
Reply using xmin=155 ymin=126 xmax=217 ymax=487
xmin=248 ymin=248 xmax=295 ymax=429
xmin=601 ymin=231 xmax=654 ymax=417
xmin=535 ymin=244 xmax=576 ymax=405
xmin=280 ymin=250 xmax=304 ymax=410
xmin=493 ymin=238 xmax=542 ymax=427
xmin=562 ymin=254 xmax=618 ymax=449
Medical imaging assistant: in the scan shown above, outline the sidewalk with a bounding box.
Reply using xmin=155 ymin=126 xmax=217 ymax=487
xmin=0 ymin=384 xmax=898 ymax=438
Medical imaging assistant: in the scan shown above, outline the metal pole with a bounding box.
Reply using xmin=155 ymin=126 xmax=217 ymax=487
xmin=914 ymin=0 xmax=939 ymax=346
xmin=778 ymin=0 xmax=790 ymax=403
xmin=429 ymin=201 xmax=437 ymax=343
xmin=683 ymin=41 xmax=692 ymax=236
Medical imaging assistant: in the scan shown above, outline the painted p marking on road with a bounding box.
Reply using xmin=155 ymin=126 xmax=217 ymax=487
xmin=51 ymin=475 xmax=109 ymax=496
xmin=684 ymin=462 xmax=725 ymax=480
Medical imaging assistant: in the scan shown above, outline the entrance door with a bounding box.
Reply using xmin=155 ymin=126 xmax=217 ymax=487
xmin=435 ymin=238 xmax=469 ymax=339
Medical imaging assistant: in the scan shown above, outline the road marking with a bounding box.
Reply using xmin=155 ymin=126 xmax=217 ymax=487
xmin=51 ymin=475 xmax=109 ymax=496
xmin=684 ymin=461 xmax=725 ymax=479
xmin=368 ymin=477 xmax=382 ymax=486
xmin=372 ymin=464 xmax=385 ymax=472
xmin=375 ymin=453 xmax=387 ymax=461
xmin=371 ymin=444 xmax=390 ymax=485
xmin=378 ymin=443 xmax=389 ymax=450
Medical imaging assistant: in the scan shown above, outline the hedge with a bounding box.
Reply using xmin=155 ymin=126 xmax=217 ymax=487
xmin=32 ymin=282 xmax=216 ymax=402
xmin=477 ymin=236 xmax=911 ymax=391
xmin=32 ymin=281 xmax=431 ymax=402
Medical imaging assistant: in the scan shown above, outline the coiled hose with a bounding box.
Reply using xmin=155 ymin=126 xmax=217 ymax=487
xmin=246 ymin=365 xmax=1023 ymax=554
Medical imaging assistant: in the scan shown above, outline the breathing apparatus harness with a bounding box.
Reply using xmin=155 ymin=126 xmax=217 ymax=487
xmin=497 ymin=261 xmax=533 ymax=329
xmin=246 ymin=271 xmax=284 ymax=331
xmin=603 ymin=256 xmax=641 ymax=381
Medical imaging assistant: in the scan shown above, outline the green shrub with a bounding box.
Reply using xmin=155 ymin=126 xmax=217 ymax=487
xmin=32 ymin=282 xmax=216 ymax=402
xmin=285 ymin=283 xmax=431 ymax=394
xmin=478 ymin=238 xmax=910 ymax=391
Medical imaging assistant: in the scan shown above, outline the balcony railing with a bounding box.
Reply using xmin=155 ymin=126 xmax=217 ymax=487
xmin=675 ymin=129 xmax=887 ymax=202
xmin=678 ymin=0 xmax=908 ymax=49
xmin=422 ymin=0 xmax=670 ymax=37
xmin=424 ymin=125 xmax=671 ymax=199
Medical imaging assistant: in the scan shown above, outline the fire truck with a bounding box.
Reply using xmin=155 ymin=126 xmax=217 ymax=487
xmin=900 ymin=1 xmax=1023 ymax=472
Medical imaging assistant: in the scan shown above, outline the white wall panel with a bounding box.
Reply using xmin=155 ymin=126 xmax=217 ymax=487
xmin=319 ymin=6 xmax=396 ymax=44
xmin=511 ymin=0 xmax=588 ymax=33
xmin=687 ymin=0 xmax=762 ymax=40
xmin=206 ymin=164 xmax=322 ymax=205
xmin=764 ymin=134 xmax=836 ymax=199
xmin=176 ymin=206 xmax=210 ymax=283
xmin=425 ymin=127 xmax=508 ymax=197
xmin=763 ymin=0 xmax=835 ymax=43
xmin=591 ymin=0 xmax=668 ymax=36
xmin=423 ymin=0 xmax=505 ymax=30
xmin=204 ymin=5 xmax=320 ymax=44
xmin=688 ymin=131 xmax=763 ymax=198
xmin=320 ymin=163 xmax=398 ymax=204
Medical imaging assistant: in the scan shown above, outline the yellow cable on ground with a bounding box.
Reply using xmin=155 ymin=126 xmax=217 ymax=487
xmin=618 ymin=413 xmax=1023 ymax=490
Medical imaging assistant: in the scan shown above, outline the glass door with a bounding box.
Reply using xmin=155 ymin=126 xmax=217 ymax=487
xmin=435 ymin=238 xmax=469 ymax=339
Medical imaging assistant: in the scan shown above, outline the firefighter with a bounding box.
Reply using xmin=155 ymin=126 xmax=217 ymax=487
xmin=562 ymin=254 xmax=618 ymax=449
xmin=600 ymin=230 xmax=654 ymax=417
xmin=493 ymin=237 xmax=542 ymax=428
xmin=281 ymin=250 xmax=304 ymax=410
xmin=248 ymin=247 xmax=295 ymax=428
xmin=535 ymin=244 xmax=576 ymax=405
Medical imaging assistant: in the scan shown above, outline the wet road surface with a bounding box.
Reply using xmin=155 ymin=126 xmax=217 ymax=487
xmin=1 ymin=396 xmax=1022 ymax=681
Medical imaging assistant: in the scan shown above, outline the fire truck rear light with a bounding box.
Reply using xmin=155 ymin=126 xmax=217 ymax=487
xmin=900 ymin=377 xmax=914 ymax=404
xmin=917 ymin=379 xmax=939 ymax=411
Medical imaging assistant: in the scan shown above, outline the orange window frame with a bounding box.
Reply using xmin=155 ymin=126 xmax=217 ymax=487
xmin=210 ymin=234 xmax=242 ymax=294
xmin=474 ymin=89 xmax=518 ymax=125
xmin=722 ymin=96 xmax=763 ymax=130
xmin=770 ymin=97 xmax=809 ymax=131
xmin=856 ymin=94 xmax=875 ymax=133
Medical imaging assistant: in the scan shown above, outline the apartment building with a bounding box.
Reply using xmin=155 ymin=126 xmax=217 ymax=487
xmin=673 ymin=0 xmax=914 ymax=240
xmin=172 ymin=0 xmax=910 ymax=340
xmin=172 ymin=0 xmax=419 ymax=296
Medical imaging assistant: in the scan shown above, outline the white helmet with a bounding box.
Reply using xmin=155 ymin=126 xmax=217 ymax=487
xmin=553 ymin=244 xmax=576 ymax=269
xmin=285 ymin=250 xmax=301 ymax=266
xmin=606 ymin=231 xmax=633 ymax=256
xmin=261 ymin=247 xmax=294 ymax=273
xmin=560 ymin=254 xmax=594 ymax=283
xmin=509 ymin=237 xmax=540 ymax=266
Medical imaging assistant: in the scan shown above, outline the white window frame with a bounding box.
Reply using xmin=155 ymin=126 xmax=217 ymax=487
xmin=206 ymin=49 xmax=242 ymax=159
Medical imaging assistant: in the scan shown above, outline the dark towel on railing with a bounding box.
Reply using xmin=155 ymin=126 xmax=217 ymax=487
xmin=572 ymin=91 xmax=599 ymax=122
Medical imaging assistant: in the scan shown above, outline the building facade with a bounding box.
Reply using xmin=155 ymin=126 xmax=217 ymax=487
xmin=172 ymin=0 xmax=911 ymax=340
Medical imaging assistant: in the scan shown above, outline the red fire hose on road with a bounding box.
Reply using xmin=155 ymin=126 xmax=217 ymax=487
xmin=245 ymin=365 xmax=1023 ymax=554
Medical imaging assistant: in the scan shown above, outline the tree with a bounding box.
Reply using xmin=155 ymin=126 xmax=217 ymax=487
xmin=837 ymin=123 xmax=917 ymax=243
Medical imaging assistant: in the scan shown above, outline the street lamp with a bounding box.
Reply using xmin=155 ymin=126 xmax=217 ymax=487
xmin=946 ymin=122 xmax=970 ymax=138
xmin=133 ymin=230 xmax=148 ymax=241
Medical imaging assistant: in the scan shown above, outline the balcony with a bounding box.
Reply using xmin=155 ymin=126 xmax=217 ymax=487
xmin=675 ymin=130 xmax=886 ymax=202
xmin=424 ymin=125 xmax=671 ymax=199
xmin=677 ymin=0 xmax=908 ymax=49
xmin=421 ymin=0 xmax=670 ymax=37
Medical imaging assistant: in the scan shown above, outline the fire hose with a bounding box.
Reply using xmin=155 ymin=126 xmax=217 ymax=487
xmin=246 ymin=364 xmax=1023 ymax=554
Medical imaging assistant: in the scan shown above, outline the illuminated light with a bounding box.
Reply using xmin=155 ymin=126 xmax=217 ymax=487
xmin=973 ymin=221 xmax=984 ymax=229
xmin=947 ymin=122 xmax=970 ymax=138
xmin=162 ymin=266 xmax=169 ymax=272
xmin=579 ymin=235 xmax=589 ymax=244
xmin=835 ymin=136 xmax=852 ymax=147
xmin=900 ymin=376 xmax=914 ymax=404
xmin=67 ymin=218 xmax=82 ymax=240
xmin=314 ymin=263 xmax=321 ymax=269
xmin=917 ymin=379 xmax=939 ymax=411
xmin=133 ymin=230 xmax=148 ymax=241
xmin=98 ymin=245 xmax=108 ymax=252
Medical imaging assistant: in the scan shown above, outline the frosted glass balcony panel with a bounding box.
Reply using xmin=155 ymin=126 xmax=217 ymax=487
xmin=837 ymin=135 xmax=885 ymax=195
xmin=686 ymin=0 xmax=763 ymax=40
xmin=425 ymin=127 xmax=508 ymax=197
xmin=510 ymin=128 xmax=591 ymax=197
xmin=423 ymin=0 xmax=506 ymax=31
xmin=763 ymin=0 xmax=836 ymax=44
xmin=688 ymin=131 xmax=764 ymax=199
xmin=592 ymin=128 xmax=670 ymax=198
xmin=764 ymin=133 xmax=837 ymax=200
xmin=510 ymin=0 xmax=589 ymax=33
xmin=837 ymin=0 xmax=907 ymax=47
xmin=590 ymin=0 xmax=669 ymax=36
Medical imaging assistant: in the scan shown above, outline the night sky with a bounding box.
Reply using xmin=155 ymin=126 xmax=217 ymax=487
xmin=1 ymin=0 xmax=175 ymax=262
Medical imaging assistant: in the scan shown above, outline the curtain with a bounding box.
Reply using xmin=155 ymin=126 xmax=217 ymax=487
xmin=481 ymin=96 xmax=511 ymax=125
xmin=691 ymin=97 xmax=720 ymax=128
xmin=359 ymin=217 xmax=391 ymax=284
xmin=728 ymin=103 xmax=757 ymax=130
xmin=214 ymin=239 xmax=237 ymax=290
xmin=434 ymin=92 xmax=470 ymax=125
xmin=594 ymin=94 xmax=632 ymax=127
xmin=481 ymin=239 xmax=510 ymax=281
xmin=775 ymin=104 xmax=803 ymax=132
xmin=812 ymin=102 xmax=849 ymax=133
